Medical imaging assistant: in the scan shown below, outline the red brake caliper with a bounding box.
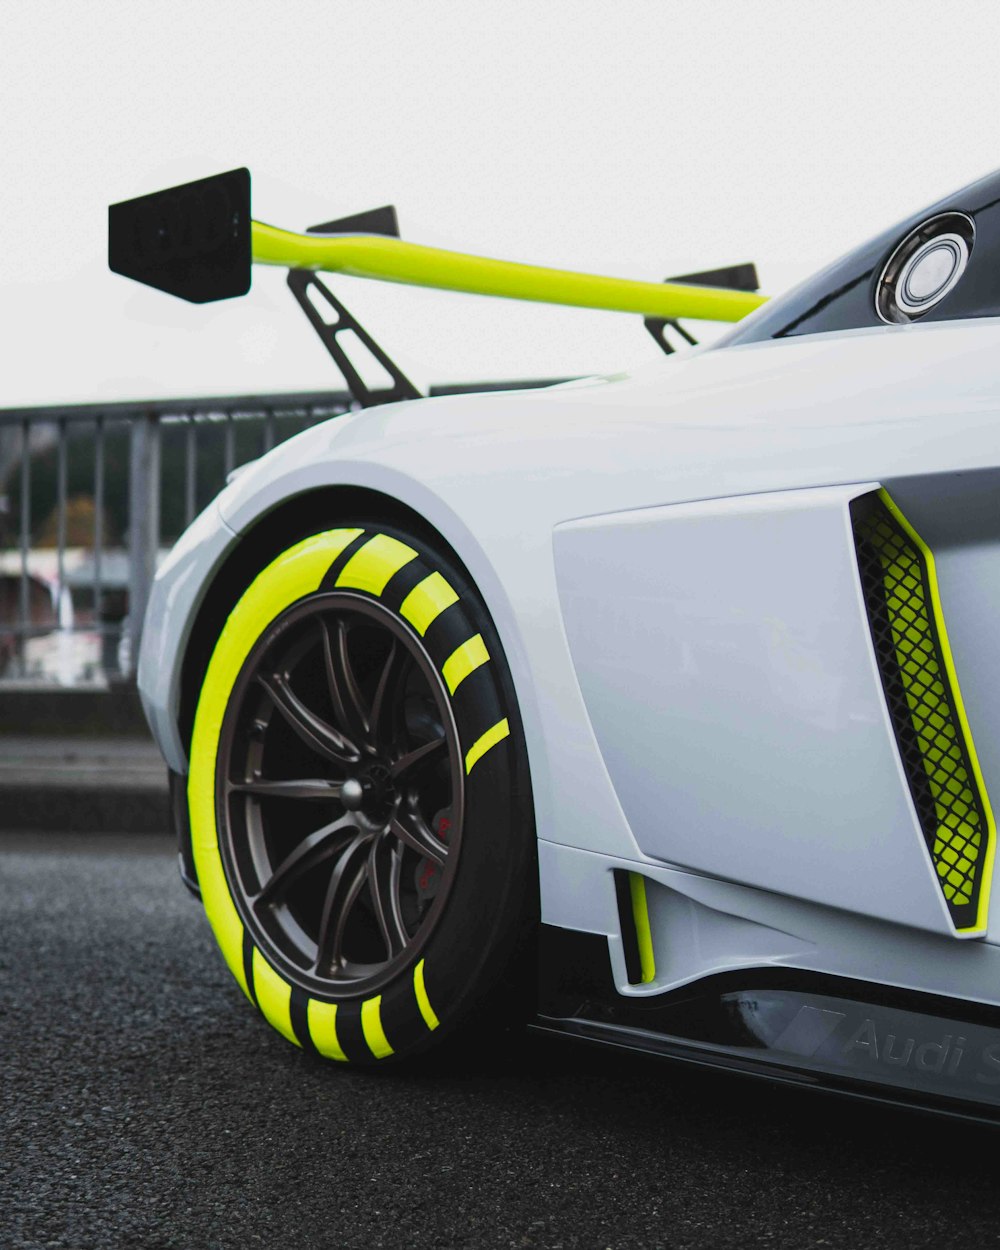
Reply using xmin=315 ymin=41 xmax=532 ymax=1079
xmin=415 ymin=809 xmax=451 ymax=908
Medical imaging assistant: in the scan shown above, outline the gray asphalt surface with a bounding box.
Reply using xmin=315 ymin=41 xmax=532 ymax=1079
xmin=4 ymin=832 xmax=1000 ymax=1250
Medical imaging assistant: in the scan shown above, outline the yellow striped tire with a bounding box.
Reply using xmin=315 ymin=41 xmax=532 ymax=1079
xmin=187 ymin=522 xmax=535 ymax=1064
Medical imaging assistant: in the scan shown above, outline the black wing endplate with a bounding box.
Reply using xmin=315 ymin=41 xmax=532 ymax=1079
xmin=108 ymin=167 xmax=252 ymax=304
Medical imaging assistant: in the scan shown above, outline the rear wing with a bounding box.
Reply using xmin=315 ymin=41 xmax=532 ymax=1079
xmin=108 ymin=167 xmax=766 ymax=321
xmin=109 ymin=168 xmax=767 ymax=406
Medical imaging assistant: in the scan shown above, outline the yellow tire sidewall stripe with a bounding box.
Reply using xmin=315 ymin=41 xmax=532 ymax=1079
xmin=414 ymin=958 xmax=439 ymax=1031
xmin=253 ymin=947 xmax=299 ymax=1046
xmin=336 ymin=533 xmax=417 ymax=597
xmin=188 ymin=529 xmax=362 ymax=1015
xmin=442 ymin=633 xmax=490 ymax=695
xmin=360 ymin=996 xmax=394 ymax=1059
xmin=464 ymin=717 xmax=510 ymax=775
xmin=307 ymin=999 xmax=347 ymax=1061
xmin=400 ymin=571 xmax=459 ymax=636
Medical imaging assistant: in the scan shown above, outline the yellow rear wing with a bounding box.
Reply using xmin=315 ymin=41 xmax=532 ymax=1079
xmin=250 ymin=220 xmax=765 ymax=322
xmin=109 ymin=167 xmax=767 ymax=322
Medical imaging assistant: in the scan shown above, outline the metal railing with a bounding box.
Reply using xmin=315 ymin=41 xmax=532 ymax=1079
xmin=0 ymin=380 xmax=559 ymax=688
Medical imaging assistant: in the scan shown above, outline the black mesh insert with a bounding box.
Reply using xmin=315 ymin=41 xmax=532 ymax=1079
xmin=851 ymin=492 xmax=990 ymax=931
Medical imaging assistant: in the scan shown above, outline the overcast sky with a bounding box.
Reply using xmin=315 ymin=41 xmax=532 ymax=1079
xmin=4 ymin=0 xmax=1000 ymax=406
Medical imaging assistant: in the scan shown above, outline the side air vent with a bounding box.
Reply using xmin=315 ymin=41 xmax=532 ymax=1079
xmin=851 ymin=490 xmax=995 ymax=934
xmin=614 ymin=870 xmax=656 ymax=985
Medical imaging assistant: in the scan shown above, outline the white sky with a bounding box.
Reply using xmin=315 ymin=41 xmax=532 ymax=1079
xmin=4 ymin=0 xmax=1000 ymax=406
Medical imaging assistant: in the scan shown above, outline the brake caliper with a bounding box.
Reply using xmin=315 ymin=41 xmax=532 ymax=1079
xmin=414 ymin=809 xmax=452 ymax=910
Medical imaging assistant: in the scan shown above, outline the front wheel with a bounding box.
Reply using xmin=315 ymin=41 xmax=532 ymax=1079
xmin=187 ymin=521 xmax=535 ymax=1064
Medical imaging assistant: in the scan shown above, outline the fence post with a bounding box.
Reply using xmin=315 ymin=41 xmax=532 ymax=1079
xmin=127 ymin=411 xmax=160 ymax=678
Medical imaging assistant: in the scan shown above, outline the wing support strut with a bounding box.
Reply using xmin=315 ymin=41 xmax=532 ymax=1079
xmin=285 ymin=207 xmax=423 ymax=409
xmin=286 ymin=269 xmax=422 ymax=409
xmin=644 ymin=263 xmax=762 ymax=356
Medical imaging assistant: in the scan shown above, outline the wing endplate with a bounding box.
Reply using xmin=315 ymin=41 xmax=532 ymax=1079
xmin=108 ymin=168 xmax=252 ymax=304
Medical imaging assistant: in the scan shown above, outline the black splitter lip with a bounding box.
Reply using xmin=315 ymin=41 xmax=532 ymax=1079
xmin=534 ymin=967 xmax=1000 ymax=1126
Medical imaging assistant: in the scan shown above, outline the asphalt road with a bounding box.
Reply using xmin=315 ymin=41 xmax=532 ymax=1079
xmin=5 ymin=832 xmax=1000 ymax=1250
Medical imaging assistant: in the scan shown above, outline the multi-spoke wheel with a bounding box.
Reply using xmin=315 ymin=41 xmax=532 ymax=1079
xmin=187 ymin=523 xmax=535 ymax=1064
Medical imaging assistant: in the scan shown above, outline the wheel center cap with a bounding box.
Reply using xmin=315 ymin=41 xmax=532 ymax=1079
xmin=341 ymin=777 xmax=364 ymax=811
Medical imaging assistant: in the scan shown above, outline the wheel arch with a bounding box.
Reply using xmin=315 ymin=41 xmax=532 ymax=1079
xmin=177 ymin=484 xmax=481 ymax=759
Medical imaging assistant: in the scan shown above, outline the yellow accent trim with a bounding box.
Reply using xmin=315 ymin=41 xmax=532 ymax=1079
xmin=361 ymin=996 xmax=394 ymax=1059
xmin=307 ymin=1000 xmax=348 ymax=1061
xmin=629 ymin=873 xmax=656 ymax=984
xmin=464 ymin=718 xmax=510 ymax=774
xmin=251 ymin=220 xmax=767 ymax=323
xmin=252 ymin=950 xmax=299 ymax=1046
xmin=442 ymin=634 xmax=490 ymax=695
xmin=879 ymin=489 xmax=996 ymax=935
xmin=188 ymin=529 xmax=362 ymax=1005
xmin=413 ymin=959 xmax=439 ymax=1031
xmin=399 ymin=572 xmax=459 ymax=636
xmin=336 ymin=533 xmax=417 ymax=597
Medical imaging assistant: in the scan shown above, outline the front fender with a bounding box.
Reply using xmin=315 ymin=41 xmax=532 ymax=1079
xmin=141 ymin=392 xmax=645 ymax=863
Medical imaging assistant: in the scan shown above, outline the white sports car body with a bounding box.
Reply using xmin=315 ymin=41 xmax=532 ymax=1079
xmin=122 ymin=168 xmax=1000 ymax=1116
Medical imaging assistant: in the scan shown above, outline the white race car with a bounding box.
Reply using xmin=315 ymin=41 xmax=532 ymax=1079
xmin=115 ymin=169 xmax=1000 ymax=1118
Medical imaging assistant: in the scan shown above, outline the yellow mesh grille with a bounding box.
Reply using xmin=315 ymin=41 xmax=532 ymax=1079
xmin=852 ymin=493 xmax=988 ymax=929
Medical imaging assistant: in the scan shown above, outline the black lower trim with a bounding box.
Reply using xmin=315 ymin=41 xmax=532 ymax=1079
xmin=168 ymin=769 xmax=200 ymax=900
xmin=532 ymin=1006 xmax=1000 ymax=1127
xmin=535 ymin=922 xmax=1000 ymax=1121
xmin=537 ymin=924 xmax=617 ymax=1019
xmin=242 ymin=931 xmax=258 ymax=1008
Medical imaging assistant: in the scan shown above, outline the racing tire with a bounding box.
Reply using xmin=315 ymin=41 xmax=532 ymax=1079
xmin=187 ymin=520 xmax=536 ymax=1064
